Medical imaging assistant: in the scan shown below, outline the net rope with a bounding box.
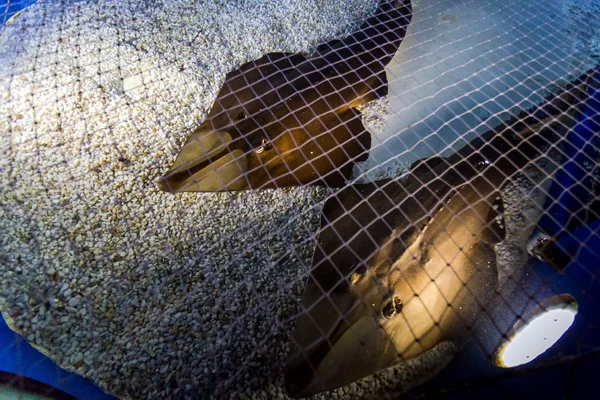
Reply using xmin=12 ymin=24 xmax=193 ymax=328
xmin=0 ymin=0 xmax=599 ymax=399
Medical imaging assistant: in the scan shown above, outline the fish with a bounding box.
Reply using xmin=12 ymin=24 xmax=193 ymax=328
xmin=157 ymin=0 xmax=412 ymax=193
xmin=284 ymin=66 xmax=599 ymax=397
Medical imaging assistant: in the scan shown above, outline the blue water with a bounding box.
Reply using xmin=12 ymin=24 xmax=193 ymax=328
xmin=0 ymin=0 xmax=37 ymax=25
xmin=539 ymin=68 xmax=600 ymax=232
xmin=0 ymin=315 xmax=116 ymax=399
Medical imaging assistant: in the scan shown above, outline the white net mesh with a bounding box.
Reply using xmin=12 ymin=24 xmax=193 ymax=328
xmin=1 ymin=0 xmax=599 ymax=399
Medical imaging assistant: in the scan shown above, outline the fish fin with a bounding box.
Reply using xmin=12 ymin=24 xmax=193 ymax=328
xmin=305 ymin=107 xmax=371 ymax=187
xmin=529 ymin=233 xmax=573 ymax=270
xmin=359 ymin=68 xmax=389 ymax=104
xmin=481 ymin=193 xmax=506 ymax=245
xmin=340 ymin=107 xmax=371 ymax=163
xmin=315 ymin=181 xmax=386 ymax=292
xmin=468 ymin=241 xmax=499 ymax=287
xmin=410 ymin=156 xmax=447 ymax=175
xmin=454 ymin=241 xmax=499 ymax=336
xmin=317 ymin=177 xmax=414 ymax=294
xmin=529 ymin=219 xmax=600 ymax=271
xmin=371 ymin=225 xmax=421 ymax=274
xmin=239 ymin=52 xmax=306 ymax=75
xmin=404 ymin=156 xmax=458 ymax=194
xmin=222 ymin=52 xmax=307 ymax=95
xmin=320 ymin=177 xmax=398 ymax=227
xmin=312 ymin=39 xmax=345 ymax=58
xmin=373 ymin=68 xmax=389 ymax=99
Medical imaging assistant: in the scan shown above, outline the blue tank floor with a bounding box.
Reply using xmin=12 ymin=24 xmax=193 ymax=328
xmin=0 ymin=316 xmax=116 ymax=400
xmin=1 ymin=0 xmax=37 ymax=25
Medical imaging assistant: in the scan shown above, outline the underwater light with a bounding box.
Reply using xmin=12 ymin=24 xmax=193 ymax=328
xmin=495 ymin=294 xmax=578 ymax=368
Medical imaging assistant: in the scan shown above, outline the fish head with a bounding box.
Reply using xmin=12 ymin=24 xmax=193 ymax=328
xmin=155 ymin=85 xmax=287 ymax=192
xmin=157 ymin=55 xmax=371 ymax=193
xmin=156 ymin=106 xmax=364 ymax=192
xmin=285 ymin=178 xmax=504 ymax=397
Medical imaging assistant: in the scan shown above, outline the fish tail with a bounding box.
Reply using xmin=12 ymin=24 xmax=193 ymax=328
xmin=531 ymin=64 xmax=600 ymax=269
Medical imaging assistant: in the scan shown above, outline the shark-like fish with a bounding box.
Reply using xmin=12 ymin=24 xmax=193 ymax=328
xmin=157 ymin=0 xmax=412 ymax=192
xmin=284 ymin=66 xmax=598 ymax=397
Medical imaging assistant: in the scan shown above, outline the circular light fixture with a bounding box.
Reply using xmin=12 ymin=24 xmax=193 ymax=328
xmin=495 ymin=294 xmax=578 ymax=368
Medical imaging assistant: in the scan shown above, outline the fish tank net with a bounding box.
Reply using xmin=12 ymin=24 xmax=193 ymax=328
xmin=0 ymin=0 xmax=599 ymax=399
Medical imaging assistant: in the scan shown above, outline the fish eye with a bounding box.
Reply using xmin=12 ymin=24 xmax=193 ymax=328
xmin=236 ymin=111 xmax=247 ymax=120
xmin=382 ymin=296 xmax=403 ymax=319
xmin=420 ymin=249 xmax=431 ymax=265
xmin=255 ymin=138 xmax=273 ymax=154
xmin=476 ymin=159 xmax=491 ymax=169
xmin=350 ymin=265 xmax=367 ymax=285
